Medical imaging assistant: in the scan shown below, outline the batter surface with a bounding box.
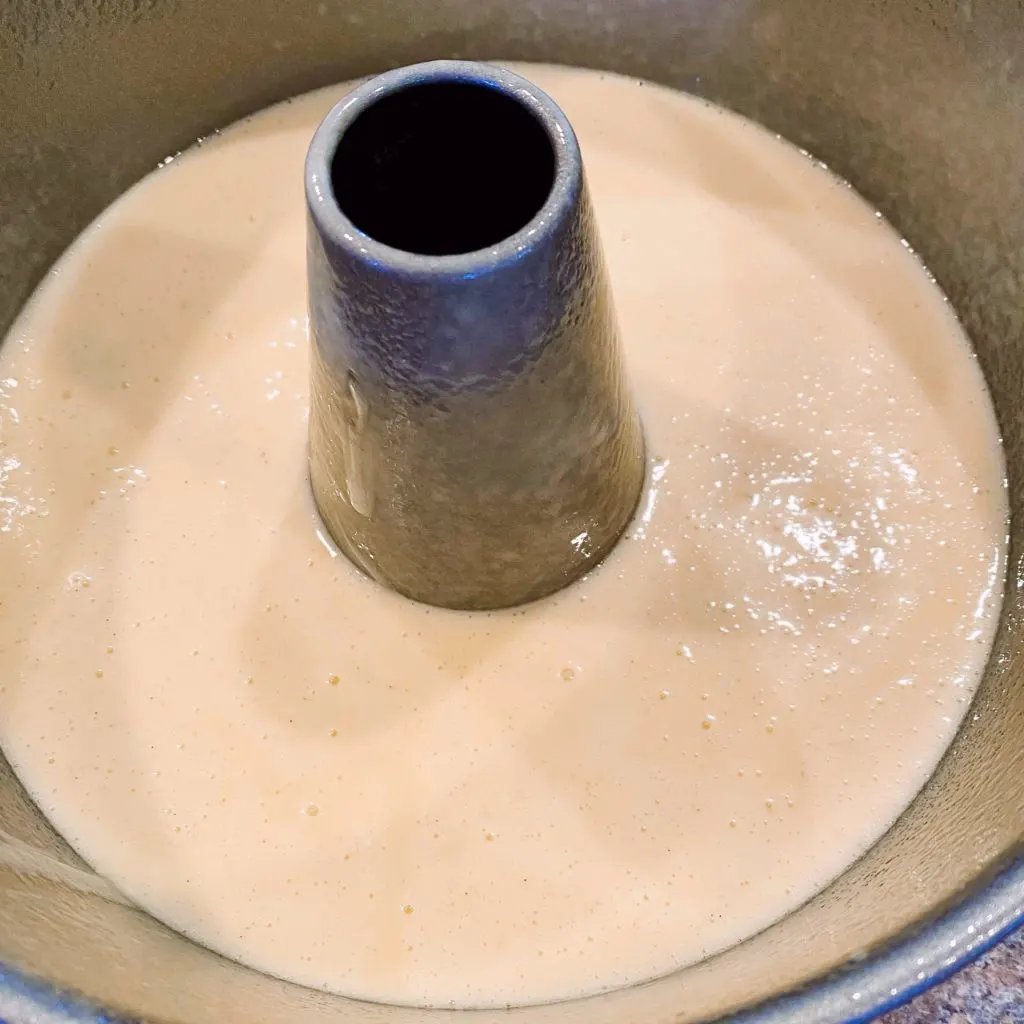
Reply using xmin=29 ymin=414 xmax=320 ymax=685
xmin=0 ymin=65 xmax=1007 ymax=1007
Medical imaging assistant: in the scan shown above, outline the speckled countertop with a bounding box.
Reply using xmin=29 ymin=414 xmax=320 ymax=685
xmin=880 ymin=928 xmax=1024 ymax=1023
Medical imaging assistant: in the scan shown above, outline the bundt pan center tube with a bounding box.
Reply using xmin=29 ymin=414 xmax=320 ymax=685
xmin=1 ymin=0 xmax=1024 ymax=1022
xmin=306 ymin=60 xmax=645 ymax=611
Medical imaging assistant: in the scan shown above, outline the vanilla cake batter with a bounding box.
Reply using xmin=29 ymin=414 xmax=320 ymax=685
xmin=0 ymin=65 xmax=1007 ymax=1007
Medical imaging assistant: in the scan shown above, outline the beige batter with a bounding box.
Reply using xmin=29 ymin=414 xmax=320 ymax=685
xmin=0 ymin=65 xmax=1007 ymax=1008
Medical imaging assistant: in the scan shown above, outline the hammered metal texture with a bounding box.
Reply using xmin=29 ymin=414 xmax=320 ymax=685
xmin=306 ymin=65 xmax=644 ymax=610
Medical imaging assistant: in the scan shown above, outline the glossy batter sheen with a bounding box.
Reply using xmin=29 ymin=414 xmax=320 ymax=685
xmin=0 ymin=65 xmax=1007 ymax=1008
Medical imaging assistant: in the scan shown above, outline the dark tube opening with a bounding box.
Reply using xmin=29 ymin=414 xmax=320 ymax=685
xmin=330 ymin=80 xmax=557 ymax=257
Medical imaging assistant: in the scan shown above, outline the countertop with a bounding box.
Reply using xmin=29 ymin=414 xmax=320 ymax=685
xmin=881 ymin=927 xmax=1024 ymax=1023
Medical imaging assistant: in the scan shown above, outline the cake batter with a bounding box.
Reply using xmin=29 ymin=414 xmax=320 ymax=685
xmin=0 ymin=65 xmax=1007 ymax=1007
